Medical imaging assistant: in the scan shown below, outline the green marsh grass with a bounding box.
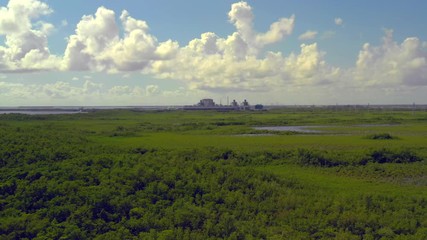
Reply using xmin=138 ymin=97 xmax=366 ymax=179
xmin=1 ymin=108 xmax=426 ymax=239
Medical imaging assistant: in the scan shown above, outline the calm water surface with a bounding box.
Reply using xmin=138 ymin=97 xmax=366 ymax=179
xmin=253 ymin=126 xmax=324 ymax=133
xmin=0 ymin=111 xmax=84 ymax=115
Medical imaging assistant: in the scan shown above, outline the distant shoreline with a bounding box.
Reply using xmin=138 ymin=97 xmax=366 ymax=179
xmin=1 ymin=104 xmax=426 ymax=110
xmin=1 ymin=104 xmax=426 ymax=115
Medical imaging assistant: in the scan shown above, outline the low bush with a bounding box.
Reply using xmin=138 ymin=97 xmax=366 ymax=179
xmin=366 ymin=133 xmax=396 ymax=140
xmin=296 ymin=149 xmax=345 ymax=167
xmin=367 ymin=149 xmax=421 ymax=164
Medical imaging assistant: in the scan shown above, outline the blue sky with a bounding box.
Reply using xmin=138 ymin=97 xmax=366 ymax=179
xmin=1 ymin=0 xmax=427 ymax=106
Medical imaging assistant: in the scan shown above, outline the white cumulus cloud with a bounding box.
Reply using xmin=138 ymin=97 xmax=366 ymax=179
xmin=62 ymin=7 xmax=179 ymax=72
xmin=353 ymin=29 xmax=427 ymax=87
xmin=149 ymin=2 xmax=307 ymax=92
xmin=227 ymin=1 xmax=295 ymax=53
xmin=0 ymin=0 xmax=60 ymax=72
xmin=284 ymin=43 xmax=340 ymax=86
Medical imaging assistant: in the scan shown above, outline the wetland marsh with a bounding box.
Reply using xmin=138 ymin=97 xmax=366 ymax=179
xmin=0 ymin=107 xmax=426 ymax=239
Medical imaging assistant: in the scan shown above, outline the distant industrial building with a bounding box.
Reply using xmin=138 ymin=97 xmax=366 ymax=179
xmin=199 ymin=99 xmax=216 ymax=107
xmin=184 ymin=98 xmax=263 ymax=111
xmin=254 ymin=104 xmax=264 ymax=110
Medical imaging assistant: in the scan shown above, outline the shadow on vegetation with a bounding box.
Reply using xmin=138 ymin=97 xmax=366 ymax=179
xmin=365 ymin=133 xmax=397 ymax=140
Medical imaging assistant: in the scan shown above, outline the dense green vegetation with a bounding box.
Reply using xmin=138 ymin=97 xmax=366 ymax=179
xmin=1 ymin=108 xmax=426 ymax=239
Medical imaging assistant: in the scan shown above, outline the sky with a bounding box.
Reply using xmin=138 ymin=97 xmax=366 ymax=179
xmin=1 ymin=0 xmax=427 ymax=106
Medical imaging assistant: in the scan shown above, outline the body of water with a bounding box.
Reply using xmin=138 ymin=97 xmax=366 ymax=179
xmin=0 ymin=106 xmax=182 ymax=115
xmin=0 ymin=110 xmax=84 ymax=115
xmin=253 ymin=126 xmax=324 ymax=133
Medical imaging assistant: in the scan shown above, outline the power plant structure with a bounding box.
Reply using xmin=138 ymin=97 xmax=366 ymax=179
xmin=184 ymin=98 xmax=263 ymax=111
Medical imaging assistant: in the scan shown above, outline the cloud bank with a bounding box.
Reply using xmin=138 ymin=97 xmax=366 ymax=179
xmin=1 ymin=0 xmax=427 ymax=99
xmin=0 ymin=79 xmax=191 ymax=106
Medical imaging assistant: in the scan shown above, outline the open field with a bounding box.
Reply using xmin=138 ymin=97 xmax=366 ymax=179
xmin=1 ymin=108 xmax=426 ymax=239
